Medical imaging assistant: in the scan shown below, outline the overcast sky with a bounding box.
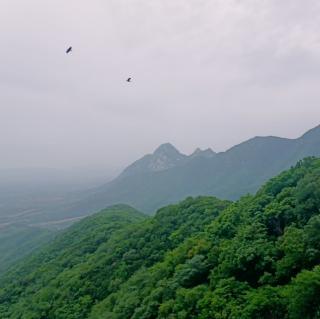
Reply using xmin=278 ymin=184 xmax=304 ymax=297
xmin=1 ymin=0 xmax=320 ymax=174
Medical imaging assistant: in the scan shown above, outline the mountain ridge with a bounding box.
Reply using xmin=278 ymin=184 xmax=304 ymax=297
xmin=60 ymin=124 xmax=319 ymax=216
xmin=119 ymin=127 xmax=320 ymax=181
xmin=7 ymin=124 xmax=320 ymax=225
xmin=119 ymin=143 xmax=187 ymax=178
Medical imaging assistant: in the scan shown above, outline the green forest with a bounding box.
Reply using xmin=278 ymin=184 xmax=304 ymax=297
xmin=0 ymin=226 xmax=54 ymax=275
xmin=1 ymin=157 xmax=320 ymax=318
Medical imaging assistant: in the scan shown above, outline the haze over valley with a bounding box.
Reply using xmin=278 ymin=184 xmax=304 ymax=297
xmin=1 ymin=1 xmax=320 ymax=318
xmin=2 ymin=124 xmax=320 ymax=228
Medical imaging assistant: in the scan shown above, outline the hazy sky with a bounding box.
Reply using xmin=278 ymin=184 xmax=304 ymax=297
xmin=1 ymin=0 xmax=320 ymax=173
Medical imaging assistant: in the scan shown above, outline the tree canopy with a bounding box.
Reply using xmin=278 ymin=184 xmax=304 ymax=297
xmin=1 ymin=158 xmax=320 ymax=318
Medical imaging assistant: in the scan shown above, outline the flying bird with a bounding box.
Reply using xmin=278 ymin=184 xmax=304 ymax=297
xmin=66 ymin=46 xmax=72 ymax=54
xmin=127 ymin=77 xmax=132 ymax=82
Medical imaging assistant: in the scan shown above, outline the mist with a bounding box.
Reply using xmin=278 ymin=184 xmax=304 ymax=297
xmin=1 ymin=0 xmax=320 ymax=177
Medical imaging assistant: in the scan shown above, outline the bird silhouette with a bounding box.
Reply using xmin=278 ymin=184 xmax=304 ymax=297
xmin=127 ymin=77 xmax=132 ymax=82
xmin=66 ymin=46 xmax=72 ymax=54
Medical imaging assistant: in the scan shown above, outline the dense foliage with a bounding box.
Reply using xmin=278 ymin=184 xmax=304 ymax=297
xmin=2 ymin=125 xmax=320 ymax=278
xmin=1 ymin=157 xmax=320 ymax=318
xmin=0 ymin=226 xmax=54 ymax=275
xmin=86 ymin=157 xmax=320 ymax=319
xmin=0 ymin=198 xmax=229 ymax=318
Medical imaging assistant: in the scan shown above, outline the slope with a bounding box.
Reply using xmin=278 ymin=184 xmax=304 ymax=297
xmin=0 ymin=197 xmax=229 ymax=319
xmin=0 ymin=226 xmax=55 ymax=275
xmin=2 ymin=157 xmax=320 ymax=318
xmin=47 ymin=125 xmax=320 ymax=219
xmin=88 ymin=157 xmax=320 ymax=319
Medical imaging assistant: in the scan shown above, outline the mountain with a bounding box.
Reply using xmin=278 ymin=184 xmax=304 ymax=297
xmin=119 ymin=143 xmax=188 ymax=178
xmin=190 ymin=147 xmax=216 ymax=159
xmin=3 ymin=125 xmax=320 ymax=228
xmin=41 ymin=125 xmax=320 ymax=220
xmin=120 ymin=144 xmax=215 ymax=179
xmin=1 ymin=158 xmax=320 ymax=319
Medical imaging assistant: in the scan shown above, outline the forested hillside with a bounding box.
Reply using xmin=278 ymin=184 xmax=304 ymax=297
xmin=1 ymin=157 xmax=320 ymax=318
xmin=0 ymin=197 xmax=229 ymax=318
xmin=88 ymin=157 xmax=320 ymax=319
xmin=2 ymin=126 xmax=320 ymax=281
xmin=0 ymin=226 xmax=54 ymax=275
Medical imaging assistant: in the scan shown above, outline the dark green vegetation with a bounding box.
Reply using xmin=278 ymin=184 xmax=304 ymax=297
xmin=1 ymin=157 xmax=320 ymax=318
xmin=50 ymin=124 xmax=320 ymax=218
xmin=0 ymin=198 xmax=229 ymax=318
xmin=2 ymin=126 xmax=320 ymax=282
xmin=0 ymin=204 xmax=146 ymax=318
xmin=0 ymin=226 xmax=54 ymax=275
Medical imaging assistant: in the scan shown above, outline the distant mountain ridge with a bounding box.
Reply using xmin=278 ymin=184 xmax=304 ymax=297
xmin=119 ymin=143 xmax=188 ymax=178
xmin=119 ymin=143 xmax=216 ymax=179
xmin=35 ymin=124 xmax=320 ymax=220
xmin=120 ymin=126 xmax=320 ymax=182
xmin=190 ymin=147 xmax=216 ymax=159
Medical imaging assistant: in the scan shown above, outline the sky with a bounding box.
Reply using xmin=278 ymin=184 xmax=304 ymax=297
xmin=1 ymin=0 xmax=320 ymax=176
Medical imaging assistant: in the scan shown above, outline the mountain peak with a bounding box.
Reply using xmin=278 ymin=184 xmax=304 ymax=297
xmin=153 ymin=143 xmax=183 ymax=157
xmin=192 ymin=147 xmax=202 ymax=155
xmin=119 ymin=143 xmax=186 ymax=178
xmin=190 ymin=148 xmax=216 ymax=158
xmin=300 ymin=124 xmax=320 ymax=140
